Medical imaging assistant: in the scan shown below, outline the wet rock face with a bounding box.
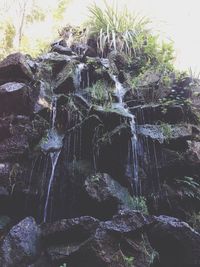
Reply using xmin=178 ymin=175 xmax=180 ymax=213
xmin=0 ymin=82 xmax=33 ymax=115
xmin=0 ymin=53 xmax=34 ymax=84
xmin=0 ymin=41 xmax=200 ymax=267
xmin=41 ymin=211 xmax=155 ymax=267
xmin=148 ymin=215 xmax=200 ymax=267
xmin=83 ymin=173 xmax=136 ymax=219
xmin=0 ymin=217 xmax=41 ymax=267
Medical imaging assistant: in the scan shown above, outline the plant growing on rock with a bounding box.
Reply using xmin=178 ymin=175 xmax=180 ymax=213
xmin=175 ymin=176 xmax=200 ymax=200
xmin=122 ymin=255 xmax=135 ymax=267
xmin=86 ymin=0 xmax=174 ymax=73
xmin=85 ymin=80 xmax=112 ymax=106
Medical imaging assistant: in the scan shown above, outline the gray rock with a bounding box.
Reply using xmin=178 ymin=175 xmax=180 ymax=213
xmin=51 ymin=44 xmax=73 ymax=56
xmin=0 ymin=217 xmax=41 ymax=267
xmin=0 ymin=53 xmax=34 ymax=84
xmin=84 ymin=173 xmax=138 ymax=217
xmin=42 ymin=212 xmax=155 ymax=267
xmin=149 ymin=215 xmax=200 ymax=267
xmin=0 ymin=82 xmax=32 ymax=115
xmin=137 ymin=124 xmax=192 ymax=143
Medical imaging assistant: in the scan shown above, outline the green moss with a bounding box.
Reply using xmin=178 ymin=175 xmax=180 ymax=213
xmin=160 ymin=123 xmax=172 ymax=142
xmin=85 ymin=80 xmax=112 ymax=106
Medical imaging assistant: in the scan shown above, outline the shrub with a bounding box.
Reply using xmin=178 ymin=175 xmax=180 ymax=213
xmin=86 ymin=0 xmax=175 ymax=73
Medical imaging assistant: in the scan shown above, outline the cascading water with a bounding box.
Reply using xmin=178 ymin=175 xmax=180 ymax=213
xmin=112 ymin=75 xmax=125 ymax=106
xmin=43 ymin=150 xmax=60 ymax=222
xmin=74 ymin=63 xmax=89 ymax=90
xmin=111 ymin=74 xmax=140 ymax=195
xmin=43 ymin=96 xmax=63 ymax=222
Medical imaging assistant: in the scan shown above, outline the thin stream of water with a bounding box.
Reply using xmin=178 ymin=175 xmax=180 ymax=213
xmin=111 ymin=74 xmax=140 ymax=195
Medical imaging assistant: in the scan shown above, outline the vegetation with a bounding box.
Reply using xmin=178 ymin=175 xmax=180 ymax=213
xmin=160 ymin=123 xmax=172 ymax=142
xmin=174 ymin=176 xmax=200 ymax=200
xmin=130 ymin=196 xmax=148 ymax=214
xmin=122 ymin=255 xmax=135 ymax=267
xmin=85 ymin=80 xmax=112 ymax=106
xmin=0 ymin=0 xmax=72 ymax=59
xmin=86 ymin=0 xmax=174 ymax=73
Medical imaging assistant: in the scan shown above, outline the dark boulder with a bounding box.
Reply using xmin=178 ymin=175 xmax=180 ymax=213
xmin=83 ymin=173 xmax=137 ymax=219
xmin=137 ymin=124 xmax=192 ymax=144
xmin=41 ymin=216 xmax=100 ymax=246
xmin=42 ymin=212 xmax=155 ymax=267
xmin=148 ymin=215 xmax=200 ymax=267
xmin=130 ymin=104 xmax=187 ymax=124
xmin=0 ymin=217 xmax=41 ymax=267
xmin=53 ymin=61 xmax=76 ymax=94
xmin=51 ymin=44 xmax=73 ymax=56
xmin=0 ymin=82 xmax=33 ymax=115
xmin=0 ymin=53 xmax=34 ymax=84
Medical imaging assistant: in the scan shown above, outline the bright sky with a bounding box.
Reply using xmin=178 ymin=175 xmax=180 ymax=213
xmin=1 ymin=0 xmax=200 ymax=73
xmin=63 ymin=0 xmax=200 ymax=73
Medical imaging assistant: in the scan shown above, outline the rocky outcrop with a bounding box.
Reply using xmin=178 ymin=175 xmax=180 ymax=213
xmin=0 ymin=38 xmax=200 ymax=267
xmin=0 ymin=217 xmax=41 ymax=267
xmin=0 ymin=53 xmax=34 ymax=85
xmin=0 ymin=82 xmax=33 ymax=115
xmin=148 ymin=215 xmax=200 ymax=267
xmin=83 ymin=173 xmax=137 ymax=218
xmin=41 ymin=211 xmax=155 ymax=267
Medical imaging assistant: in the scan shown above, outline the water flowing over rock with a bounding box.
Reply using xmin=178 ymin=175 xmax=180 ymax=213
xmin=0 ymin=38 xmax=200 ymax=266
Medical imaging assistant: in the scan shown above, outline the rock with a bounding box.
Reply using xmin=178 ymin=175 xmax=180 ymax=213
xmin=84 ymin=46 xmax=97 ymax=57
xmin=0 ymin=53 xmax=34 ymax=84
xmin=137 ymin=124 xmax=192 ymax=143
xmin=108 ymin=51 xmax=129 ymax=72
xmin=130 ymin=104 xmax=186 ymax=124
xmin=186 ymin=140 xmax=200 ymax=162
xmin=41 ymin=216 xmax=100 ymax=245
xmin=83 ymin=173 xmax=137 ymax=218
xmin=42 ymin=212 xmax=155 ymax=267
xmin=0 ymin=134 xmax=29 ymax=161
xmin=148 ymin=215 xmax=200 ymax=267
xmin=0 ymin=216 xmax=11 ymax=235
xmin=0 ymin=116 xmax=33 ymax=161
xmin=0 ymin=118 xmax=12 ymax=141
xmin=184 ymin=140 xmax=200 ymax=175
xmin=27 ymin=254 xmax=53 ymax=267
xmin=51 ymin=44 xmax=73 ymax=56
xmin=0 ymin=217 xmax=41 ymax=267
xmin=0 ymin=163 xmax=11 ymax=186
xmin=34 ymin=81 xmax=51 ymax=114
xmin=73 ymin=94 xmax=90 ymax=112
xmin=0 ymin=82 xmax=33 ymax=115
xmin=90 ymin=106 xmax=132 ymax=131
xmin=103 ymin=209 xmax=154 ymax=233
xmin=0 ymin=186 xmax=9 ymax=196
xmin=53 ymin=61 xmax=76 ymax=94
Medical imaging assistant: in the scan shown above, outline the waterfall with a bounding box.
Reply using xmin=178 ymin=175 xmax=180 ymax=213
xmin=43 ymin=151 xmax=60 ymax=223
xmin=74 ymin=63 xmax=88 ymax=90
xmin=111 ymin=74 xmax=140 ymax=194
xmin=129 ymin=115 xmax=140 ymax=195
xmin=112 ymin=75 xmax=126 ymax=107
xmin=43 ymin=96 xmax=63 ymax=222
xmin=51 ymin=96 xmax=57 ymax=129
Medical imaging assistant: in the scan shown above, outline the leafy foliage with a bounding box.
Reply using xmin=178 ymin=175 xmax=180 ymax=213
xmin=86 ymin=0 xmax=174 ymax=73
xmin=175 ymin=176 xmax=200 ymax=200
xmin=122 ymin=255 xmax=134 ymax=267
xmin=130 ymin=196 xmax=148 ymax=214
xmin=85 ymin=80 xmax=111 ymax=106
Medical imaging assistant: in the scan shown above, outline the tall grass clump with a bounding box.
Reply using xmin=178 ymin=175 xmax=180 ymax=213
xmin=86 ymin=0 xmax=174 ymax=72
